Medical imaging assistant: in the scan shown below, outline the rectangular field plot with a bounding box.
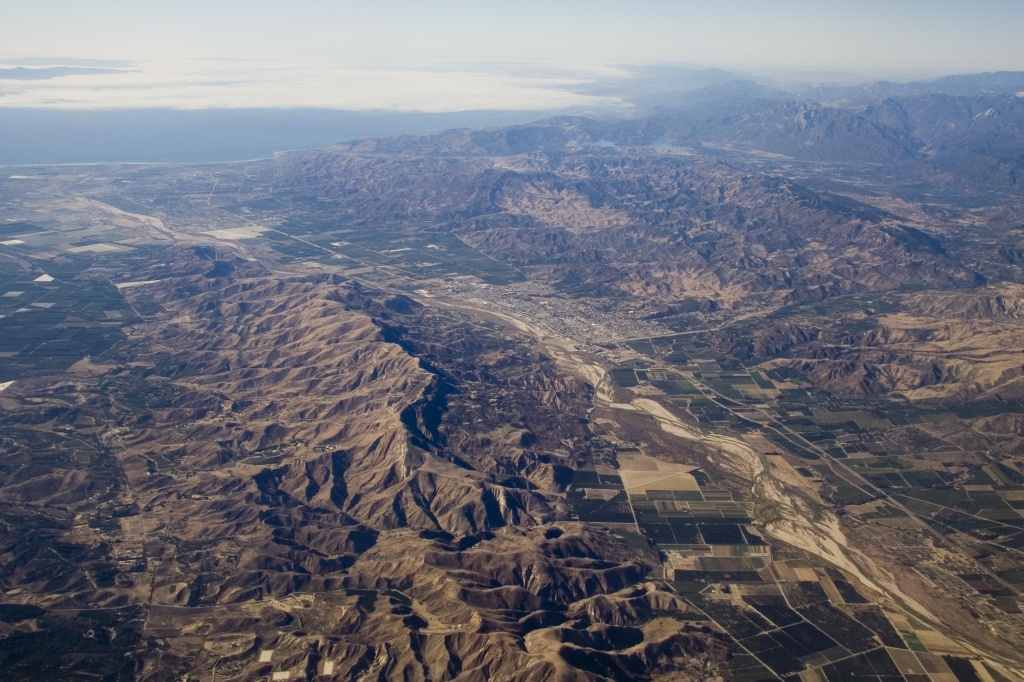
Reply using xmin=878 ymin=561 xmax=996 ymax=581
xmin=666 ymin=519 xmax=703 ymax=543
xmin=611 ymin=369 xmax=639 ymax=387
xmin=639 ymin=523 xmax=676 ymax=545
xmin=820 ymin=648 xmax=903 ymax=680
xmin=811 ymin=407 xmax=893 ymax=430
xmin=715 ymin=653 xmax=778 ymax=682
xmin=652 ymin=379 xmax=703 ymax=395
xmin=687 ymin=593 xmax=776 ymax=639
xmin=570 ymin=470 xmax=623 ymax=490
xmin=617 ymin=452 xmax=701 ymax=494
xmin=280 ymin=225 xmax=524 ymax=284
xmin=739 ymin=634 xmax=805 ymax=675
xmin=797 ymin=602 xmax=877 ymax=653
xmin=0 ymin=273 xmax=132 ymax=378
xmin=200 ymin=225 xmax=270 ymax=240
xmin=742 ymin=595 xmax=804 ymax=627
xmin=698 ymin=524 xmax=745 ymax=544
xmin=565 ymin=490 xmax=634 ymax=525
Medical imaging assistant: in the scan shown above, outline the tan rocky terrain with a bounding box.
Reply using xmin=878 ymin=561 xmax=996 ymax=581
xmin=2 ymin=97 xmax=1024 ymax=680
xmin=0 ymin=246 xmax=727 ymax=680
xmin=257 ymin=118 xmax=1024 ymax=409
xmin=702 ymin=284 xmax=1024 ymax=401
xmin=280 ymin=132 xmax=972 ymax=311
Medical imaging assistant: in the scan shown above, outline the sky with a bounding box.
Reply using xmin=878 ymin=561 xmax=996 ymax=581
xmin=2 ymin=1 xmax=1023 ymax=111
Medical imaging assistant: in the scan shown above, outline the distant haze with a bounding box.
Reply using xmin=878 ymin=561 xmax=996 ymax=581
xmin=3 ymin=1 xmax=1022 ymax=164
xmin=4 ymin=1 xmax=1024 ymax=90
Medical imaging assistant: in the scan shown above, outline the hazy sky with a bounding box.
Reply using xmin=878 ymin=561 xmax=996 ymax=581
xmin=6 ymin=0 xmax=1023 ymax=72
xmin=2 ymin=1 xmax=1022 ymax=111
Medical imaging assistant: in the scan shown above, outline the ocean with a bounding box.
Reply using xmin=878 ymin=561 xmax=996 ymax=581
xmin=0 ymin=108 xmax=565 ymax=165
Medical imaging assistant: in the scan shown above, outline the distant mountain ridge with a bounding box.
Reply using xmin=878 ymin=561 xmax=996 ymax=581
xmin=0 ymin=66 xmax=129 ymax=80
xmin=616 ymin=66 xmax=1024 ymax=107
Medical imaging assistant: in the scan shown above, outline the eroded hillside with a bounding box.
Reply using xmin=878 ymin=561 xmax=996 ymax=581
xmin=2 ymin=98 xmax=1024 ymax=680
xmin=0 ymin=246 xmax=729 ymax=680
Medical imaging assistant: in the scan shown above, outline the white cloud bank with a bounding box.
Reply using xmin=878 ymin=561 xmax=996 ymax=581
xmin=0 ymin=58 xmax=627 ymax=112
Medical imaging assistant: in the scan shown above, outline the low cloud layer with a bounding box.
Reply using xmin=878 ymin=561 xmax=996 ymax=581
xmin=0 ymin=58 xmax=626 ymax=112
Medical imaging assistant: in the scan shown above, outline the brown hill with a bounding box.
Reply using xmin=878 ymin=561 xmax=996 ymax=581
xmin=277 ymin=131 xmax=972 ymax=309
